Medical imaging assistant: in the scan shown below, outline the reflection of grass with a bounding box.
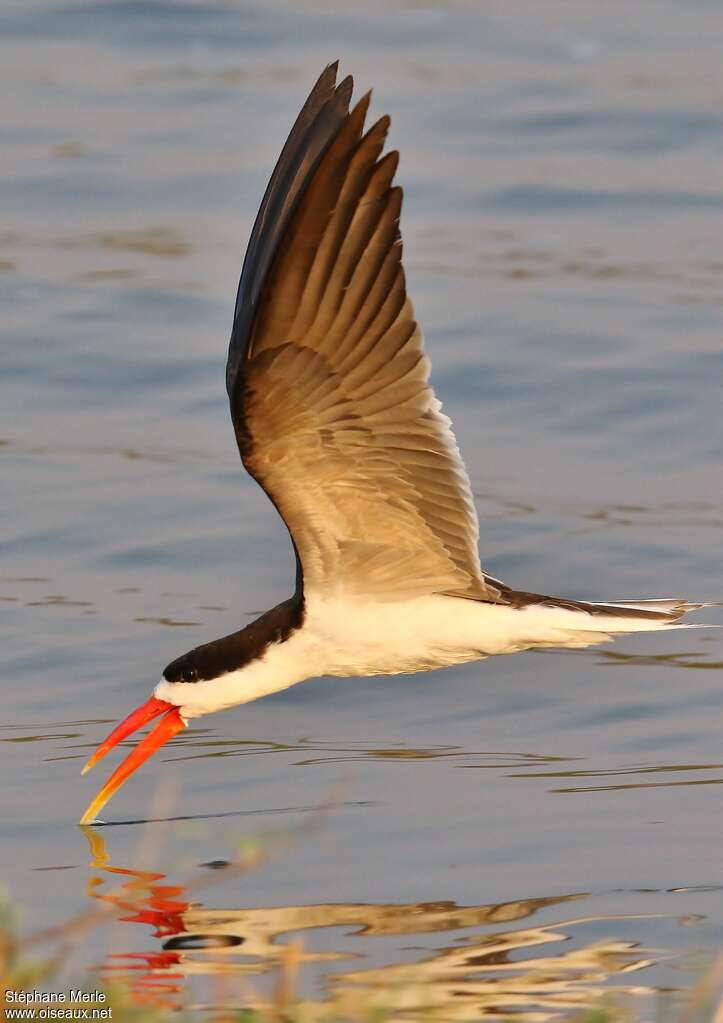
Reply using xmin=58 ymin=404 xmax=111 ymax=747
xmin=0 ymin=919 xmax=298 ymax=1023
xmin=3 ymin=795 xmax=722 ymax=1022
xmin=1 ymin=796 xmax=346 ymax=1021
xmin=3 ymin=896 xmax=723 ymax=1023
xmin=0 ymin=850 xmax=360 ymax=1023
xmin=573 ymin=1003 xmax=633 ymax=1023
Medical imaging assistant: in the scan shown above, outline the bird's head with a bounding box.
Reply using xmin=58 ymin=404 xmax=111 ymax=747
xmin=78 ymin=643 xmax=231 ymax=825
xmin=79 ymin=599 xmax=302 ymax=824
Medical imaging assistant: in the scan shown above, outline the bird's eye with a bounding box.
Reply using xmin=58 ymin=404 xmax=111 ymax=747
xmin=180 ymin=668 xmax=198 ymax=683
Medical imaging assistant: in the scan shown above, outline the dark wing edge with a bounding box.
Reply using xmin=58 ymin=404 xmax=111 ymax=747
xmin=226 ymin=62 xmax=352 ymax=399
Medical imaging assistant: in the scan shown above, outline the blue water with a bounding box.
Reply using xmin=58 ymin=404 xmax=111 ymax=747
xmin=2 ymin=1 xmax=723 ymax=1017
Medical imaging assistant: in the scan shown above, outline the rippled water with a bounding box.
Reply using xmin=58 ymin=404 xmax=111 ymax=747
xmin=2 ymin=0 xmax=723 ymax=1017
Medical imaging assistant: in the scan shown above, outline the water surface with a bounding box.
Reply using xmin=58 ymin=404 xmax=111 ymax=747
xmin=2 ymin=0 xmax=723 ymax=1017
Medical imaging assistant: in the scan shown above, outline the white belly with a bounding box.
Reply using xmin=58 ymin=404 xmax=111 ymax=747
xmin=305 ymin=594 xmax=508 ymax=676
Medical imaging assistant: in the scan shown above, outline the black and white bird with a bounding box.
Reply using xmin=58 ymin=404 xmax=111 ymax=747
xmin=80 ymin=63 xmax=705 ymax=824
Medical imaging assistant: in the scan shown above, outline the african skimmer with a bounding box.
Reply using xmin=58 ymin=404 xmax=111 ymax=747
xmin=80 ymin=64 xmax=705 ymax=824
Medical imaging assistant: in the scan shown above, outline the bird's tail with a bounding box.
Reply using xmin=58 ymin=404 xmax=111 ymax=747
xmin=568 ymin=597 xmax=708 ymax=624
xmin=494 ymin=588 xmax=714 ymax=650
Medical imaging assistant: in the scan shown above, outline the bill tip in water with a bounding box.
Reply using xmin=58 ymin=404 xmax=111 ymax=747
xmin=79 ymin=698 xmax=185 ymax=823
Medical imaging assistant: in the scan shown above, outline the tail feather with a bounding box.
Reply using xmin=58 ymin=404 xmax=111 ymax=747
xmin=511 ymin=594 xmax=714 ymax=652
xmin=498 ymin=585 xmax=708 ymax=623
xmin=584 ymin=598 xmax=708 ymax=622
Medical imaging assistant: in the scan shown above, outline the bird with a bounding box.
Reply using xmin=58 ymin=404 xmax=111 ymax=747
xmin=80 ymin=62 xmax=706 ymax=825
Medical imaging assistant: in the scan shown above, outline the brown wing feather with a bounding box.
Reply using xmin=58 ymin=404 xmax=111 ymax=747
xmin=229 ymin=68 xmax=504 ymax=602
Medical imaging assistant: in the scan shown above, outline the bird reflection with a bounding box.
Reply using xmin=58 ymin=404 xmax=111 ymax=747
xmin=81 ymin=830 xmax=663 ymax=1020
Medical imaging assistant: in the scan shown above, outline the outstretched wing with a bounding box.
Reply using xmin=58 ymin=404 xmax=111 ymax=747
xmin=227 ymin=64 xmax=505 ymax=603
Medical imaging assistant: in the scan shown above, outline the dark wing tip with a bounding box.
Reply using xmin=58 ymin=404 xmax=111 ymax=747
xmin=311 ymin=60 xmax=340 ymax=96
xmin=337 ymin=73 xmax=354 ymax=103
xmin=227 ymin=63 xmax=354 ymax=399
